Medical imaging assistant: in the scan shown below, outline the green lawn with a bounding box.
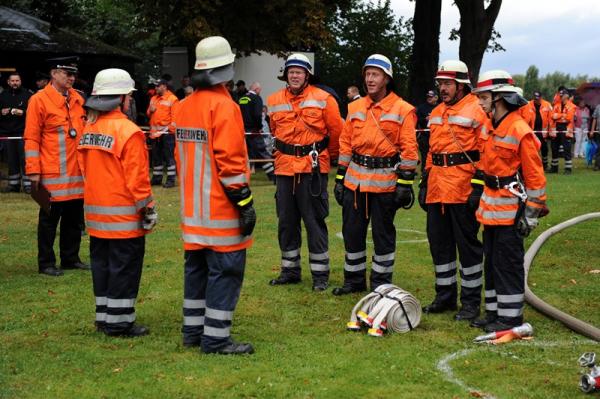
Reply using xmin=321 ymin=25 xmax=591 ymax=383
xmin=1 ymin=160 xmax=599 ymax=399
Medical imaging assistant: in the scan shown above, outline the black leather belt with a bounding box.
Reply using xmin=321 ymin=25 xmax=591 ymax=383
xmin=351 ymin=152 xmax=399 ymax=168
xmin=431 ymin=150 xmax=479 ymax=167
xmin=274 ymin=136 xmax=329 ymax=157
xmin=484 ymin=173 xmax=518 ymax=189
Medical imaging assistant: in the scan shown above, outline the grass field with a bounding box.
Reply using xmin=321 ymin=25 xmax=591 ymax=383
xmin=1 ymin=159 xmax=599 ymax=399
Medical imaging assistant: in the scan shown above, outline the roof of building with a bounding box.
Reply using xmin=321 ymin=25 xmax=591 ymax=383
xmin=0 ymin=6 xmax=138 ymax=60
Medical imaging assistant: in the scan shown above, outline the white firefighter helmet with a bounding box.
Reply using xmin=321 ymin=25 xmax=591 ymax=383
xmin=91 ymin=68 xmax=136 ymax=96
xmin=194 ymin=36 xmax=235 ymax=70
xmin=283 ymin=53 xmax=313 ymax=75
xmin=473 ymin=70 xmax=519 ymax=94
xmin=362 ymin=54 xmax=393 ymax=78
xmin=435 ymin=60 xmax=471 ymax=84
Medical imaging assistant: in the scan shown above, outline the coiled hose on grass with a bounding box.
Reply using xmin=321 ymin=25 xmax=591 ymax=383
xmin=524 ymin=212 xmax=600 ymax=341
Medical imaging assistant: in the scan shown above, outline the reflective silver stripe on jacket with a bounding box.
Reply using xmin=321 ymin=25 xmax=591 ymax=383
xmin=347 ymin=112 xmax=366 ymax=121
xmin=85 ymin=205 xmax=138 ymax=215
xmin=448 ymin=115 xmax=478 ymax=127
xmin=477 ymin=210 xmax=517 ymax=219
xmin=25 ymin=150 xmax=39 ymax=158
xmin=269 ymin=104 xmax=293 ymax=113
xmin=48 ymin=187 xmax=84 ymax=197
xmin=493 ymin=134 xmax=519 ymax=146
xmin=300 ymin=100 xmax=326 ymax=109
xmin=136 ymin=196 xmax=153 ymax=211
xmin=526 ymin=188 xmax=545 ymax=198
xmin=87 ymin=220 xmax=142 ymax=231
xmin=182 ymin=233 xmax=250 ymax=246
xmin=428 ymin=116 xmax=443 ymax=126
xmin=219 ymin=174 xmax=248 ymax=187
xmin=380 ymin=113 xmax=404 ymax=123
xmin=348 ymin=162 xmax=396 ymax=175
xmin=345 ymin=173 xmax=396 ymax=189
xmin=42 ymin=175 xmax=84 ymax=185
xmin=481 ymin=193 xmax=520 ymax=206
xmin=339 ymin=154 xmax=352 ymax=164
xmin=57 ymin=126 xmax=67 ymax=175
xmin=400 ymin=159 xmax=418 ymax=167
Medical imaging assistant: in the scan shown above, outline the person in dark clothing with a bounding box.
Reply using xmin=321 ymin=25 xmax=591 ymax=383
xmin=234 ymin=80 xmax=247 ymax=102
xmin=175 ymin=76 xmax=191 ymax=100
xmin=238 ymin=82 xmax=275 ymax=182
xmin=415 ymin=89 xmax=438 ymax=172
xmin=0 ymin=72 xmax=33 ymax=192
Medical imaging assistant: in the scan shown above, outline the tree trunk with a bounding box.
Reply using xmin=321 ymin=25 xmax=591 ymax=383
xmin=455 ymin=0 xmax=502 ymax=85
xmin=408 ymin=0 xmax=442 ymax=105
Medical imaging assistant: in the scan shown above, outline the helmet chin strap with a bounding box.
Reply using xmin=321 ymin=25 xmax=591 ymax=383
xmin=287 ymin=75 xmax=309 ymax=95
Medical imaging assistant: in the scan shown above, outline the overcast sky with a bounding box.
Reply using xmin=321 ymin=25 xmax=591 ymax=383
xmin=390 ymin=0 xmax=600 ymax=78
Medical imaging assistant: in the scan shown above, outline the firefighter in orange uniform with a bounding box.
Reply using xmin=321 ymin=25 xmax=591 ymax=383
xmin=267 ymin=54 xmax=343 ymax=291
xmin=174 ymin=36 xmax=256 ymax=355
xmin=516 ymin=87 xmax=534 ymax=129
xmin=419 ymin=60 xmax=489 ymax=321
xmin=147 ymin=79 xmax=178 ymax=187
xmin=78 ymin=69 xmax=156 ymax=337
xmin=526 ymin=91 xmax=552 ymax=170
xmin=549 ymin=88 xmax=576 ymax=174
xmin=472 ymin=70 xmax=546 ymax=332
xmin=24 ymin=56 xmax=89 ymax=276
xmin=332 ymin=54 xmax=418 ymax=295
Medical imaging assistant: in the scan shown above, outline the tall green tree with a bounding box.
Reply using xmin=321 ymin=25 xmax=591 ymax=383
xmin=318 ymin=0 xmax=413 ymax=100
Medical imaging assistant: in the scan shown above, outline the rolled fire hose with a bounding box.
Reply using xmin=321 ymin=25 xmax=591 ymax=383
xmin=525 ymin=212 xmax=600 ymax=342
xmin=347 ymin=284 xmax=422 ymax=336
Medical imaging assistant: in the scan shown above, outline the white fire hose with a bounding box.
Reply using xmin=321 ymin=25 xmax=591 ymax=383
xmin=525 ymin=212 xmax=600 ymax=342
xmin=346 ymin=284 xmax=422 ymax=336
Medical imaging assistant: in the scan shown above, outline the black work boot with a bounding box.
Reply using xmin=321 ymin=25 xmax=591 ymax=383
xmin=548 ymin=165 xmax=558 ymax=174
xmin=454 ymin=305 xmax=480 ymax=321
xmin=105 ymin=324 xmax=149 ymax=338
xmin=312 ymin=280 xmax=329 ymax=292
xmin=151 ymin=176 xmax=162 ymax=186
xmin=331 ymin=284 xmax=367 ymax=296
xmin=564 ymin=169 xmax=572 ymax=175
xmin=203 ymin=341 xmax=254 ymax=355
xmin=484 ymin=320 xmax=520 ymax=333
xmin=422 ymin=299 xmax=457 ymax=314
xmin=269 ymin=274 xmax=301 ymax=286
xmin=470 ymin=311 xmax=497 ymax=328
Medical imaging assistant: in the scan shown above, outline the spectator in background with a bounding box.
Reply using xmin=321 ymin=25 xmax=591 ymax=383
xmin=346 ymin=86 xmax=361 ymax=103
xmin=574 ymin=97 xmax=590 ymax=158
xmin=590 ymin=102 xmax=600 ymax=170
xmin=416 ymin=89 xmax=438 ymax=172
xmin=549 ymin=88 xmax=575 ymax=174
xmin=238 ymin=82 xmax=275 ymax=182
xmin=35 ymin=72 xmax=49 ymax=91
xmin=147 ymin=79 xmax=179 ymax=187
xmin=234 ymin=80 xmax=247 ymax=101
xmin=175 ymin=75 xmax=191 ymax=100
xmin=183 ymin=86 xmax=193 ymax=98
xmin=527 ymin=91 xmax=553 ymax=170
xmin=0 ymin=72 xmax=33 ymax=193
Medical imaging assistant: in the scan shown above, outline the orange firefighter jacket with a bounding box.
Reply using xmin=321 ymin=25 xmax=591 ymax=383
xmin=476 ymin=111 xmax=546 ymax=226
xmin=338 ymin=92 xmax=418 ymax=193
xmin=526 ymin=99 xmax=553 ymax=136
xmin=425 ymin=93 xmax=490 ymax=204
xmin=77 ymin=109 xmax=154 ymax=239
xmin=174 ymin=84 xmax=252 ymax=252
xmin=267 ymin=85 xmax=343 ymax=175
xmin=147 ymin=90 xmax=178 ymax=138
xmin=551 ymin=99 xmax=576 ymax=138
xmin=519 ymin=105 xmax=535 ymax=129
xmin=24 ymin=84 xmax=85 ymax=201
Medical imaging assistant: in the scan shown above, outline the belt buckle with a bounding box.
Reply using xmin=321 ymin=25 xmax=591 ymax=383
xmin=294 ymin=144 xmax=302 ymax=157
xmin=442 ymin=152 xmax=448 ymax=167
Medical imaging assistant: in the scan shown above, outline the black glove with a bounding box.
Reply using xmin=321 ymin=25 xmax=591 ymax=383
xmin=467 ymin=169 xmax=485 ymax=211
xmin=141 ymin=206 xmax=158 ymax=230
xmin=516 ymin=205 xmax=541 ymax=238
xmin=333 ymin=166 xmax=347 ymax=206
xmin=418 ymin=171 xmax=428 ymax=212
xmin=394 ymin=169 xmax=415 ymax=209
xmin=225 ymin=185 xmax=256 ymax=236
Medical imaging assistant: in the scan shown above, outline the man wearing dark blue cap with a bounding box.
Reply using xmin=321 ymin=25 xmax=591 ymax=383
xmin=23 ymin=56 xmax=89 ymax=276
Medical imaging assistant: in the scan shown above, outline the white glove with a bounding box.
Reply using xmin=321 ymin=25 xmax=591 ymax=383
xmin=142 ymin=207 xmax=158 ymax=230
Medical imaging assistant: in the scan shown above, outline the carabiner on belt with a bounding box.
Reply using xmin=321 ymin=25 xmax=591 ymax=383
xmin=309 ymin=143 xmax=319 ymax=170
xmin=504 ymin=181 xmax=528 ymax=202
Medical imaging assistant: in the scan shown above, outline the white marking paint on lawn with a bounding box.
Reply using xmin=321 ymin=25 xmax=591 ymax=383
xmin=436 ymin=339 xmax=599 ymax=398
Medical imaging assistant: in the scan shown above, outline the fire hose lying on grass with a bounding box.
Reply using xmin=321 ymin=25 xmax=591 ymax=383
xmin=525 ymin=212 xmax=600 ymax=342
xmin=346 ymin=284 xmax=422 ymax=337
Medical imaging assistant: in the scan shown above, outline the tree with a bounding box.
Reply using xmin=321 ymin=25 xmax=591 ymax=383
xmin=522 ymin=65 xmax=540 ymax=98
xmin=450 ymin=0 xmax=503 ymax=85
xmin=318 ymin=0 xmax=413 ymax=101
xmin=408 ymin=0 xmax=441 ymax=105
